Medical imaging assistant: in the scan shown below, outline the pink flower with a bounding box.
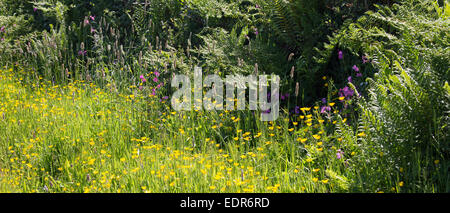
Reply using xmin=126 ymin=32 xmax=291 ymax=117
xmin=154 ymin=71 xmax=160 ymax=77
xmin=153 ymin=77 xmax=158 ymax=83
xmin=352 ymin=65 xmax=359 ymax=72
xmin=89 ymin=15 xmax=95 ymax=21
xmin=337 ymin=149 xmax=344 ymax=159
xmin=140 ymin=75 xmax=146 ymax=83
xmin=33 ymin=8 xmax=37 ymax=12
xmin=0 ymin=26 xmax=5 ymax=33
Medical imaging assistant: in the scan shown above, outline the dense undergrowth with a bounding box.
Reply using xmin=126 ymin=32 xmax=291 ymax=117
xmin=0 ymin=0 xmax=448 ymax=192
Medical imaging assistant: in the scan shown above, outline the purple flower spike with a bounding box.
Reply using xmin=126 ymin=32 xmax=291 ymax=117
xmin=78 ymin=50 xmax=87 ymax=56
xmin=348 ymin=76 xmax=352 ymax=83
xmin=352 ymin=65 xmax=359 ymax=72
xmin=338 ymin=50 xmax=343 ymax=60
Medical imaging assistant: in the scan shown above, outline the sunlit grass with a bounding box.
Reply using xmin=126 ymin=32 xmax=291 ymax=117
xmin=0 ymin=66 xmax=372 ymax=193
